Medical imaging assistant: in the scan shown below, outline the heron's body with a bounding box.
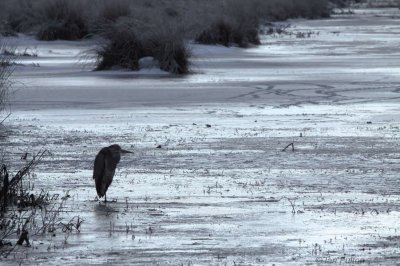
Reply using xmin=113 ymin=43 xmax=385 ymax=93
xmin=93 ymin=144 xmax=132 ymax=201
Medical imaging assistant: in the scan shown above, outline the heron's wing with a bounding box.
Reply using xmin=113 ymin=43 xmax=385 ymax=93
xmin=93 ymin=150 xmax=105 ymax=180
xmin=104 ymin=156 xmax=117 ymax=191
xmin=93 ymin=150 xmax=106 ymax=197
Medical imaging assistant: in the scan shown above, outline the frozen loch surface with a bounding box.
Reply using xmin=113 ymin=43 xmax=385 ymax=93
xmin=2 ymin=8 xmax=400 ymax=265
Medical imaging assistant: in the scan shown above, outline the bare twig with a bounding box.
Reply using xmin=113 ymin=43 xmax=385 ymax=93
xmin=8 ymin=149 xmax=48 ymax=191
xmin=282 ymin=142 xmax=295 ymax=152
xmin=59 ymin=216 xmax=84 ymax=233
xmin=0 ymin=112 xmax=11 ymax=125
xmin=283 ymin=197 xmax=297 ymax=214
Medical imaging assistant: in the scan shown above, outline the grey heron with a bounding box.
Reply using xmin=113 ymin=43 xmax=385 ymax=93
xmin=93 ymin=144 xmax=132 ymax=202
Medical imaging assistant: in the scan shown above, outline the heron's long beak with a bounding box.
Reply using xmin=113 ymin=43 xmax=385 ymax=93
xmin=120 ymin=149 xmax=133 ymax=154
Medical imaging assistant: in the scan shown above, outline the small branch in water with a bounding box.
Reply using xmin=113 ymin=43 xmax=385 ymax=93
xmin=282 ymin=142 xmax=295 ymax=152
xmin=0 ymin=112 xmax=11 ymax=126
xmin=284 ymin=197 xmax=297 ymax=214
xmin=287 ymin=198 xmax=296 ymax=214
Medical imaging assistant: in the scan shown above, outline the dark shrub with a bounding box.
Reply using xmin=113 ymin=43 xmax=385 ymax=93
xmin=195 ymin=19 xmax=260 ymax=48
xmin=232 ymin=25 xmax=260 ymax=48
xmin=36 ymin=0 xmax=88 ymax=40
xmin=37 ymin=21 xmax=87 ymax=41
xmin=96 ymin=21 xmax=191 ymax=74
xmin=3 ymin=0 xmax=332 ymax=42
xmin=329 ymin=0 xmax=348 ymax=7
xmin=307 ymin=0 xmax=331 ymax=19
xmin=254 ymin=0 xmax=330 ymax=21
xmin=164 ymin=7 xmax=179 ymax=18
xmin=195 ymin=20 xmax=233 ymax=47
xmin=146 ymin=37 xmax=191 ymax=74
xmin=96 ymin=29 xmax=144 ymax=70
xmin=98 ymin=0 xmax=130 ymax=23
xmin=5 ymin=0 xmax=36 ymax=33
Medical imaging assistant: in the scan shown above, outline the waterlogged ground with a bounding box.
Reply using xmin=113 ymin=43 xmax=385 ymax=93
xmin=1 ymin=8 xmax=400 ymax=265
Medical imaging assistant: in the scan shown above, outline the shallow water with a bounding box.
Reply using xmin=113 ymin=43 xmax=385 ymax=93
xmin=1 ymin=8 xmax=400 ymax=265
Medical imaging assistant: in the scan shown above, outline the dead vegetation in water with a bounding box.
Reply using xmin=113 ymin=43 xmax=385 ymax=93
xmin=0 ymin=47 xmax=38 ymax=58
xmin=261 ymin=23 xmax=320 ymax=38
xmin=282 ymin=142 xmax=295 ymax=152
xmin=0 ymin=150 xmax=83 ymax=257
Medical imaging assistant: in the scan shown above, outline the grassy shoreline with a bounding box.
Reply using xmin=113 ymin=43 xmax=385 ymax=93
xmin=0 ymin=0 xmax=331 ymax=73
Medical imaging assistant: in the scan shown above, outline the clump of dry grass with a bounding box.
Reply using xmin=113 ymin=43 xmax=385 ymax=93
xmin=196 ymin=19 xmax=260 ymax=48
xmin=195 ymin=20 xmax=234 ymax=47
xmin=144 ymin=30 xmax=191 ymax=74
xmin=95 ymin=21 xmax=191 ymax=74
xmin=96 ymin=29 xmax=144 ymax=71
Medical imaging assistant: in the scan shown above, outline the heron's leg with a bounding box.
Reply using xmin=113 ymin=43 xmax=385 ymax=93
xmin=104 ymin=193 xmax=107 ymax=203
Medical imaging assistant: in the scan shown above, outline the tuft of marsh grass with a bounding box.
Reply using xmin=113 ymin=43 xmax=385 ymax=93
xmin=95 ymin=21 xmax=191 ymax=74
xmin=96 ymin=28 xmax=144 ymax=71
xmin=195 ymin=19 xmax=260 ymax=48
xmin=144 ymin=29 xmax=191 ymax=74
